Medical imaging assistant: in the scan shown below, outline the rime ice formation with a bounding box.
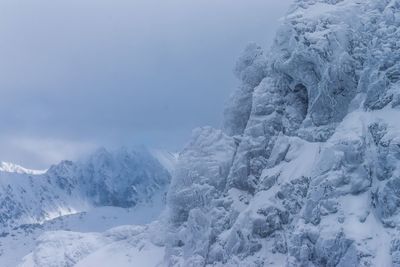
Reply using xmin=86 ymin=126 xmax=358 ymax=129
xmin=165 ymin=0 xmax=400 ymax=266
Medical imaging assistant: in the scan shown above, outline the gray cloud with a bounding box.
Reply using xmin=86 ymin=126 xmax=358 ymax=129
xmin=0 ymin=0 xmax=293 ymax=168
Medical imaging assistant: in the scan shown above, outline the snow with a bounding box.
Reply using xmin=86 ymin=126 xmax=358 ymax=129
xmin=0 ymin=196 xmax=166 ymax=267
xmin=340 ymin=193 xmax=392 ymax=267
xmin=261 ymin=135 xmax=321 ymax=185
xmin=18 ymin=219 xmax=167 ymax=267
xmin=0 ymin=162 xmax=46 ymax=175
xmin=74 ymin=239 xmax=164 ymax=267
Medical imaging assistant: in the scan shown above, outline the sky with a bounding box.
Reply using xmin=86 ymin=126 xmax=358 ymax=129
xmin=0 ymin=0 xmax=293 ymax=168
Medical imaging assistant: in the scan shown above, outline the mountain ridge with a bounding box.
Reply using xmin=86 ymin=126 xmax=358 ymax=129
xmin=0 ymin=162 xmax=46 ymax=175
xmin=0 ymin=147 xmax=171 ymax=232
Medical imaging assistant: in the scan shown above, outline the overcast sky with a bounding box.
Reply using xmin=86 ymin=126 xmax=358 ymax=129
xmin=0 ymin=0 xmax=293 ymax=168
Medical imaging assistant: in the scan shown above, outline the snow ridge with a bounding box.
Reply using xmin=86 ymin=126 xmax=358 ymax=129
xmin=0 ymin=162 xmax=46 ymax=175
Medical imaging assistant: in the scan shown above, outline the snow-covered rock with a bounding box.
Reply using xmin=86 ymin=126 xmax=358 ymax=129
xmin=164 ymin=0 xmax=400 ymax=266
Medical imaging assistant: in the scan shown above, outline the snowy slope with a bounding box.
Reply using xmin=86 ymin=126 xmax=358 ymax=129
xmin=18 ymin=222 xmax=166 ymax=267
xmin=1 ymin=198 xmax=167 ymax=267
